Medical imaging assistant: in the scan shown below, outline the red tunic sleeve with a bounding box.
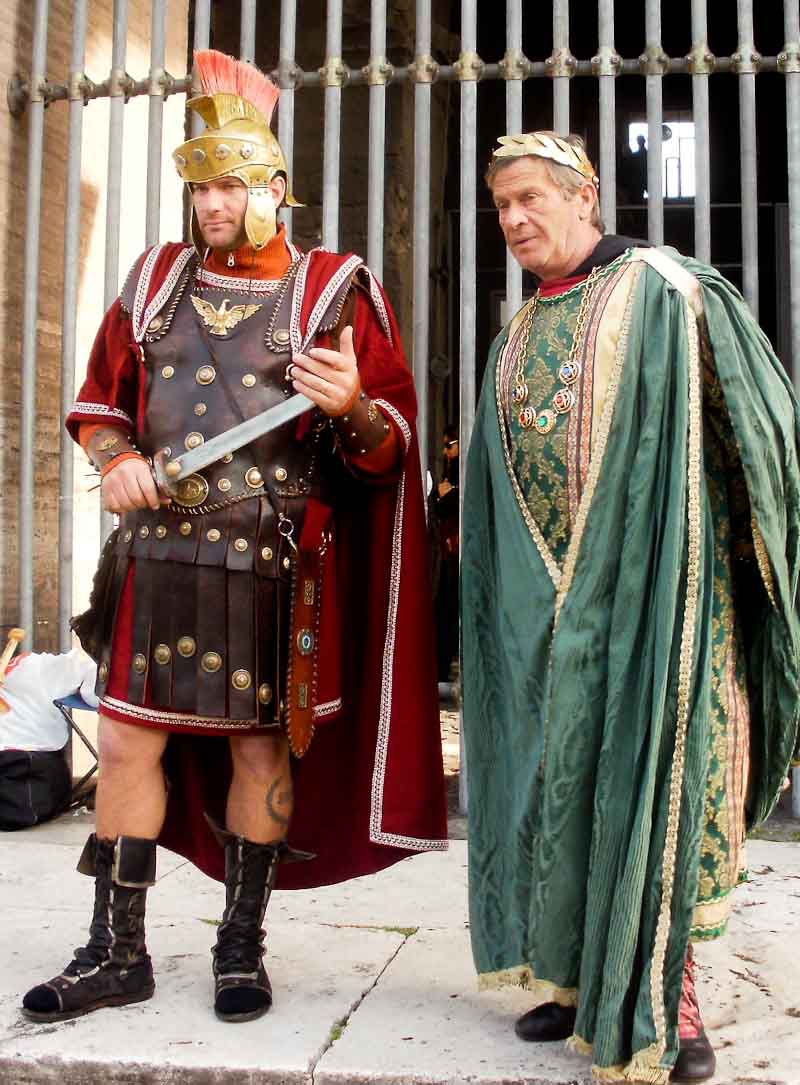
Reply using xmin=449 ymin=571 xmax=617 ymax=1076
xmin=65 ymin=298 xmax=141 ymax=444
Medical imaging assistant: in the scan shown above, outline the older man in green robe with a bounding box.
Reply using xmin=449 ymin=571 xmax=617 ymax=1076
xmin=461 ymin=131 xmax=800 ymax=1085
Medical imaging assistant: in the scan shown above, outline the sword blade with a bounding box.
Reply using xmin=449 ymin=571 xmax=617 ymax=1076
xmin=171 ymin=393 xmax=314 ymax=480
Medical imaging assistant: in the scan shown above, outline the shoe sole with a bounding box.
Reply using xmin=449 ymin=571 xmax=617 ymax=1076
xmin=21 ymin=986 xmax=155 ymax=1023
xmin=214 ymin=1003 xmax=272 ymax=1023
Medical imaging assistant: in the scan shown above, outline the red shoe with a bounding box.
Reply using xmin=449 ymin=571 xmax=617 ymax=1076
xmin=670 ymin=944 xmax=716 ymax=1083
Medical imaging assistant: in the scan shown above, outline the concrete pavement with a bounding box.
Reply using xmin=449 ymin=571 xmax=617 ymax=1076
xmin=1 ymin=808 xmax=799 ymax=1085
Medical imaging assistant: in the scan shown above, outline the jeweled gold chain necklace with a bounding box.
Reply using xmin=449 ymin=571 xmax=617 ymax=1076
xmin=511 ymin=264 xmax=603 ymax=435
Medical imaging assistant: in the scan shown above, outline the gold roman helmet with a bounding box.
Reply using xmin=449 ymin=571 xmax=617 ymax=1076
xmin=492 ymin=132 xmax=599 ymax=188
xmin=174 ymin=49 xmax=302 ymax=252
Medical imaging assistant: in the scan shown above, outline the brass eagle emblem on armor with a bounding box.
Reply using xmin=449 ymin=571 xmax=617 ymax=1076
xmin=190 ymin=295 xmax=262 ymax=336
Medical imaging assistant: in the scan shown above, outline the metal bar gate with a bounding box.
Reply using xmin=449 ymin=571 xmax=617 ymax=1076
xmin=10 ymin=0 xmax=800 ymax=653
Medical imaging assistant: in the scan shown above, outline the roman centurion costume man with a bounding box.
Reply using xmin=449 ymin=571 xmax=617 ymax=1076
xmin=22 ymin=51 xmax=446 ymax=1023
xmin=461 ymin=133 xmax=800 ymax=1083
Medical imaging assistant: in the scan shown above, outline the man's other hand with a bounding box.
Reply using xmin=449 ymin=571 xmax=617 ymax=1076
xmin=102 ymin=456 xmax=165 ymax=513
xmin=290 ymin=325 xmax=360 ymax=417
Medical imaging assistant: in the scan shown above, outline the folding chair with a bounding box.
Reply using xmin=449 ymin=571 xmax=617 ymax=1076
xmin=53 ymin=693 xmax=99 ymax=804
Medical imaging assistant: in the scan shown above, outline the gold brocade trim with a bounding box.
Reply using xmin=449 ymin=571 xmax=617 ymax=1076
xmin=477 ymin=965 xmax=578 ymax=1006
xmin=751 ymin=515 xmax=777 ymax=608
xmin=691 ymin=887 xmax=734 ymax=936
xmin=648 ymin=299 xmax=704 ymax=1055
xmin=553 ymin=264 xmax=642 ymax=627
xmin=567 ymin=1034 xmax=593 ymax=1056
xmin=494 ymin=313 xmax=562 ymax=589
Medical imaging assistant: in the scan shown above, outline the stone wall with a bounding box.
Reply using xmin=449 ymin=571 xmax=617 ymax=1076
xmin=0 ymin=1 xmax=189 ymax=650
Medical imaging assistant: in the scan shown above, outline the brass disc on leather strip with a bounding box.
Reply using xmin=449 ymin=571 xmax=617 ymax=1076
xmin=154 ymin=643 xmax=171 ymax=665
xmin=123 ymin=529 xmax=133 ymax=543
xmin=155 ymin=525 xmax=167 ymax=539
xmin=196 ymin=365 xmax=216 ymax=385
xmin=231 ymin=669 xmax=252 ymax=691
xmin=175 ymin=475 xmax=209 ymax=508
xmin=148 ymin=315 xmax=164 ymax=333
xmin=133 ymin=653 xmax=147 ymax=675
xmin=261 ymin=546 xmax=273 ymax=561
xmin=234 ymin=537 xmax=248 ymax=552
xmin=274 ymin=466 xmax=287 ymax=482
xmin=245 ymin=467 xmax=263 ymax=488
xmin=161 ymin=365 xmax=175 ymax=379
xmin=221 ymin=453 xmax=233 ymax=464
xmin=185 ymin=432 xmax=204 ymax=450
xmin=217 ymin=478 xmax=232 ymax=493
xmin=206 ymin=528 xmax=221 ymax=542
xmin=194 ymin=402 xmax=207 ymax=416
xmin=201 ymin=651 xmax=222 ymax=673
xmin=177 ymin=636 xmax=196 ymax=658
xmin=258 ymin=683 xmax=273 ymax=705
xmin=138 ymin=525 xmax=150 ymax=539
xmin=179 ymin=520 xmax=193 ymax=536
xmin=273 ymin=328 xmax=291 ymax=347
xmin=241 ymin=373 xmax=257 ymax=388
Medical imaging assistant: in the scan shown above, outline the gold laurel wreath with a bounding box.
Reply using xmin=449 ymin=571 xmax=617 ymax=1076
xmin=493 ymin=132 xmax=599 ymax=188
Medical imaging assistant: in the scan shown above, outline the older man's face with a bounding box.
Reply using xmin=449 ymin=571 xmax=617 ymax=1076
xmin=491 ymin=157 xmax=594 ymax=282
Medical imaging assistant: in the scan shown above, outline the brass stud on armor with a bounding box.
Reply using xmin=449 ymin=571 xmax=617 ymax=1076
xmin=282 ymin=556 xmax=291 ymax=570
xmin=163 ymin=446 xmax=172 ymax=458
xmin=161 ymin=365 xmax=175 ymax=379
xmin=274 ymin=467 xmax=287 ymax=482
xmin=206 ymin=528 xmax=221 ymax=542
xmin=240 ymin=143 xmax=254 ymax=159
xmin=241 ymin=373 xmax=257 ymax=388
xmin=245 ymin=467 xmax=263 ymax=488
xmin=194 ymin=403 xmax=207 ymax=416
xmin=179 ymin=521 xmax=192 ymax=536
xmin=123 ymin=529 xmax=133 ymax=543
xmin=154 ymin=643 xmax=171 ymax=665
xmin=217 ymin=478 xmax=232 ymax=493
xmin=149 ymin=315 xmax=164 ymax=333
xmin=214 ymin=143 xmax=231 ymax=160
xmin=98 ymin=662 xmax=109 ymax=682
xmin=175 ymin=153 xmax=187 ymax=169
xmin=221 ymin=453 xmax=233 ymax=464
xmin=201 ymin=651 xmax=222 ymax=673
xmin=155 ymin=525 xmax=167 ymax=539
xmin=185 ymin=432 xmax=204 ymax=450
xmin=133 ymin=653 xmax=147 ymax=675
xmin=273 ymin=329 xmax=291 ymax=347
xmin=234 ymin=537 xmax=248 ymax=552
xmin=258 ymin=683 xmax=273 ymax=705
xmin=191 ymin=147 xmax=207 ymax=163
xmin=231 ymin=669 xmax=252 ymax=691
xmin=196 ymin=365 xmax=216 ymax=385
xmin=138 ymin=525 xmax=150 ymax=539
xmin=177 ymin=636 xmax=196 ymax=658
xmin=261 ymin=546 xmax=273 ymax=561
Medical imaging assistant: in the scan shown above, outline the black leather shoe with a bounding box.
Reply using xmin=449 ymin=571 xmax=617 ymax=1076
xmin=670 ymin=1030 xmax=716 ymax=1083
xmin=515 ymin=1002 xmax=577 ymax=1042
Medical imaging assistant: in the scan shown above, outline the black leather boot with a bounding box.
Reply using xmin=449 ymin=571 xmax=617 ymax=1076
xmin=210 ymin=823 xmax=290 ymax=1023
xmin=515 ymin=1001 xmax=577 ymax=1042
xmin=671 ymin=945 xmax=716 ymax=1083
xmin=22 ymin=834 xmax=157 ymax=1022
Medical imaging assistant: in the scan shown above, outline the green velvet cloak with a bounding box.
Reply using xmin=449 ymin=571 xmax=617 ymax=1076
xmin=461 ymin=250 xmax=800 ymax=1082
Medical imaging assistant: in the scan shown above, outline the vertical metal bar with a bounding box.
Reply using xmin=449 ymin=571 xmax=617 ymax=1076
xmin=738 ymin=0 xmax=759 ymax=316
xmin=413 ymin=0 xmax=432 ymax=472
xmin=278 ymin=0 xmax=298 ymax=239
xmin=690 ymin=0 xmax=711 ymax=263
xmin=19 ymin=0 xmax=50 ymax=646
xmin=145 ymin=0 xmax=167 ymax=247
xmin=458 ymin=0 xmax=478 ymax=815
xmin=367 ymin=0 xmax=388 ymax=277
xmin=785 ymin=0 xmax=800 ymax=384
xmin=101 ymin=0 xmax=129 ymax=541
xmin=322 ymin=0 xmax=344 ymax=250
xmin=59 ymin=0 xmax=89 ymax=650
xmin=597 ymin=0 xmax=617 ymax=232
xmin=505 ymin=0 xmax=523 ymax=318
xmin=645 ymin=0 xmax=664 ymax=244
xmin=239 ymin=0 xmax=256 ymax=63
xmin=552 ymin=0 xmax=570 ymax=133
xmin=191 ymin=0 xmax=212 ymax=138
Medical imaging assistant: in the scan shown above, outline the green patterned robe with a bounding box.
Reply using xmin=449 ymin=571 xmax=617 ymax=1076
xmin=461 ymin=246 xmax=800 ymax=1083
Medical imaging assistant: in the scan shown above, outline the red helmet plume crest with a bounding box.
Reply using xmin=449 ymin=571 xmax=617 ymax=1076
xmin=194 ymin=49 xmax=280 ymax=125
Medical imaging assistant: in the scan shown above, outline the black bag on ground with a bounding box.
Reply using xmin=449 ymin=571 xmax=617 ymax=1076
xmin=0 ymin=746 xmax=71 ymax=830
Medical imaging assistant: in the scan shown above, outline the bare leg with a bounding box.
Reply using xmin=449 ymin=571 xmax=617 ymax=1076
xmin=226 ymin=731 xmax=293 ymax=842
xmin=95 ymin=714 xmax=169 ymax=840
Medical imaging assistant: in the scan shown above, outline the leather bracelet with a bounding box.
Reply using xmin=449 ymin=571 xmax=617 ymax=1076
xmin=100 ymin=450 xmax=146 ymax=479
xmin=86 ymin=425 xmax=138 ymax=472
xmin=331 ymin=391 xmax=392 ymax=457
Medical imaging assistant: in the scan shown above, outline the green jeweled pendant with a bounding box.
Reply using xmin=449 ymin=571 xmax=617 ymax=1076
xmin=534 ymin=408 xmax=556 ymax=434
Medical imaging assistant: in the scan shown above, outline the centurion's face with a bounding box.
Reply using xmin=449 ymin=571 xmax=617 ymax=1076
xmin=491 ymin=156 xmax=592 ymax=281
xmin=192 ymin=176 xmax=249 ymax=251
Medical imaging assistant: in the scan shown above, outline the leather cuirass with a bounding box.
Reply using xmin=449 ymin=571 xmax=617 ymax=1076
xmin=116 ymin=257 xmax=343 ymax=581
